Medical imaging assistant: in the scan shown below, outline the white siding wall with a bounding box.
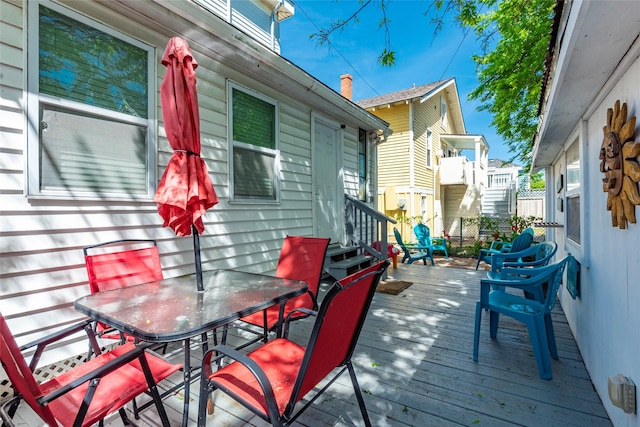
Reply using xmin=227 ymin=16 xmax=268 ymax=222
xmin=194 ymin=0 xmax=282 ymax=52
xmin=547 ymin=57 xmax=640 ymax=427
xmin=0 ymin=0 xmax=365 ymax=364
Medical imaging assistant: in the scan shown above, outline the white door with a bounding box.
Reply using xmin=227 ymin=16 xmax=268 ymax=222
xmin=313 ymin=118 xmax=341 ymax=243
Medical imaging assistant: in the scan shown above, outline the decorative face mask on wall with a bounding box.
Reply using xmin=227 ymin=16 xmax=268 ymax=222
xmin=599 ymin=100 xmax=640 ymax=229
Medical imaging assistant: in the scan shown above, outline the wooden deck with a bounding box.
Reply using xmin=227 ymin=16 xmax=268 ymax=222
xmin=7 ymin=262 xmax=611 ymax=426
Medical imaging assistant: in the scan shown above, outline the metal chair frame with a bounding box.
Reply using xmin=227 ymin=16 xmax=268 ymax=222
xmin=198 ymin=261 xmax=389 ymax=426
xmin=239 ymin=236 xmax=330 ymax=344
xmin=0 ymin=314 xmax=180 ymax=427
xmin=83 ymin=239 xmax=164 ymax=343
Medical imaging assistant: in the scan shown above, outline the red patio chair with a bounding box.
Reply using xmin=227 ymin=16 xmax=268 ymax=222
xmin=0 ymin=313 xmax=181 ymax=427
xmin=198 ymin=260 xmax=389 ymax=427
xmin=83 ymin=239 xmax=163 ymax=342
xmin=239 ymin=235 xmax=330 ymax=343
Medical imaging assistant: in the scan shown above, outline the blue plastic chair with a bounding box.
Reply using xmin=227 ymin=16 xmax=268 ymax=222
xmin=393 ymin=228 xmax=432 ymax=265
xmin=473 ymin=256 xmax=571 ymax=380
xmin=475 ymin=227 xmax=534 ymax=270
xmin=414 ymin=223 xmax=449 ymax=259
xmin=487 ymin=241 xmax=558 ymax=280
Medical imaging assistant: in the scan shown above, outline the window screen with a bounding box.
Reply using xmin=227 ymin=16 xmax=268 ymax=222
xmin=229 ymin=84 xmax=278 ymax=201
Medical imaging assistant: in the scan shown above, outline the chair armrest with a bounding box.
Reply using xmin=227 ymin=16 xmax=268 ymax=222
xmin=19 ymin=319 xmax=94 ymax=351
xmin=282 ymin=308 xmax=317 ymax=338
xmin=488 ymin=245 xmax=545 ymax=275
xmin=40 ymin=342 xmax=160 ymax=404
xmin=482 ymin=262 xmax=558 ymax=290
xmin=499 ymin=243 xmax=513 ymax=252
xmin=488 ymin=241 xmax=510 ymax=251
xmin=20 ymin=319 xmax=101 ymax=370
xmin=202 ymin=344 xmax=280 ymax=420
xmin=404 ymin=243 xmax=430 ymax=251
xmin=406 ymin=244 xmax=433 ymax=257
xmin=503 ymin=259 xmax=547 ymax=268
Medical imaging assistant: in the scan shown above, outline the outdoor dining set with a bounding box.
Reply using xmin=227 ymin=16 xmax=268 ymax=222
xmin=1 ymin=236 xmax=390 ymax=427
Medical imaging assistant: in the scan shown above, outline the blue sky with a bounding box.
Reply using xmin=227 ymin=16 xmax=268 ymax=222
xmin=279 ymin=0 xmax=513 ymax=161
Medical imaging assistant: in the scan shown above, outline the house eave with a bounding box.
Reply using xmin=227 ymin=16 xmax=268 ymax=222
xmin=441 ymin=134 xmax=488 ymax=152
xmin=532 ymin=0 xmax=640 ymax=172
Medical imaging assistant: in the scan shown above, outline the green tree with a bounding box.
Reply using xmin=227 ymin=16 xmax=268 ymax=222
xmin=311 ymin=0 xmax=556 ymax=169
xmin=530 ymin=172 xmax=545 ymax=189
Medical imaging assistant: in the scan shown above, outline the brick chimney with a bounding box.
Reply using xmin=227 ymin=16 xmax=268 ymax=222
xmin=340 ymin=74 xmax=353 ymax=100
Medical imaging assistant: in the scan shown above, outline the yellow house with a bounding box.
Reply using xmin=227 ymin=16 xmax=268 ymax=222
xmin=355 ymin=78 xmax=489 ymax=243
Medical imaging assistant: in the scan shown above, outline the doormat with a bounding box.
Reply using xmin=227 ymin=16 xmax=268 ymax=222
xmin=376 ymin=279 xmax=413 ymax=295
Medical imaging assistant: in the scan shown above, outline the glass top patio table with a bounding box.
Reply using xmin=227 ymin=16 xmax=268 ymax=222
xmin=74 ymin=269 xmax=307 ymax=426
xmin=74 ymin=269 xmax=307 ymax=342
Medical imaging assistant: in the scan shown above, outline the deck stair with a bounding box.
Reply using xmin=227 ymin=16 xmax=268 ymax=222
xmin=324 ymin=243 xmax=373 ymax=280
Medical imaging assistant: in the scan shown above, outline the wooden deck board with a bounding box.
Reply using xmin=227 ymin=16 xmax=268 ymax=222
xmin=4 ymin=263 xmax=611 ymax=426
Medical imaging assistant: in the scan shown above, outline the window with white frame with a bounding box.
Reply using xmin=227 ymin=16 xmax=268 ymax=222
xmin=27 ymin=2 xmax=155 ymax=198
xmin=425 ymin=128 xmax=432 ymax=168
xmin=440 ymin=95 xmax=448 ymax=128
xmin=565 ymin=140 xmax=581 ymax=244
xmin=228 ymin=82 xmax=279 ymax=201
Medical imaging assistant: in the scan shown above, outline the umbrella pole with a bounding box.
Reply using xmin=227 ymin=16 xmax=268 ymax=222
xmin=193 ymin=224 xmax=204 ymax=291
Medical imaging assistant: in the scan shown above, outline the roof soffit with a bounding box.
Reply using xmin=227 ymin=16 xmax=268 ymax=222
xmin=95 ymin=0 xmax=388 ymax=132
xmin=533 ymin=0 xmax=640 ymax=171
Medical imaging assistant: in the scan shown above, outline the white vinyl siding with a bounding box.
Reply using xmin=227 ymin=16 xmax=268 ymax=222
xmin=193 ymin=0 xmax=283 ymax=52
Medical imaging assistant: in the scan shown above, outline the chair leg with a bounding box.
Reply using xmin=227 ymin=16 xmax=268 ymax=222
xmin=544 ymin=314 xmax=558 ymax=359
xmin=475 ymin=253 xmax=483 ymax=270
xmin=529 ymin=317 xmax=553 ymax=380
xmin=489 ymin=311 xmax=500 ymax=339
xmin=347 ymin=361 xmax=372 ymax=427
xmin=473 ymin=301 xmax=483 ymax=362
xmin=4 ymin=395 xmax=22 ymax=421
xmin=198 ymin=384 xmax=212 ymax=425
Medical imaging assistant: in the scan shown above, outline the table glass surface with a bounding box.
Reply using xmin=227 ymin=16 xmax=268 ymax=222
xmin=74 ymin=269 xmax=307 ymax=343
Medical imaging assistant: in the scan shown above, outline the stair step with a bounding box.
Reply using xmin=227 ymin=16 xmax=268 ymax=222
xmin=329 ymin=254 xmax=373 ymax=268
xmin=326 ymin=246 xmax=360 ymax=262
xmin=327 ymin=254 xmax=374 ymax=280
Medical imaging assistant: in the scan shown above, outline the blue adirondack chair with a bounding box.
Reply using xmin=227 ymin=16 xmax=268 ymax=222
xmin=393 ymin=228 xmax=432 ymax=265
xmin=414 ymin=223 xmax=449 ymax=259
xmin=473 ymin=256 xmax=572 ymax=380
xmin=475 ymin=227 xmax=534 ymax=270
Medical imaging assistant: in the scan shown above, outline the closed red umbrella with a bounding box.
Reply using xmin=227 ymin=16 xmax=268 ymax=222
xmin=154 ymin=37 xmax=218 ymax=290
